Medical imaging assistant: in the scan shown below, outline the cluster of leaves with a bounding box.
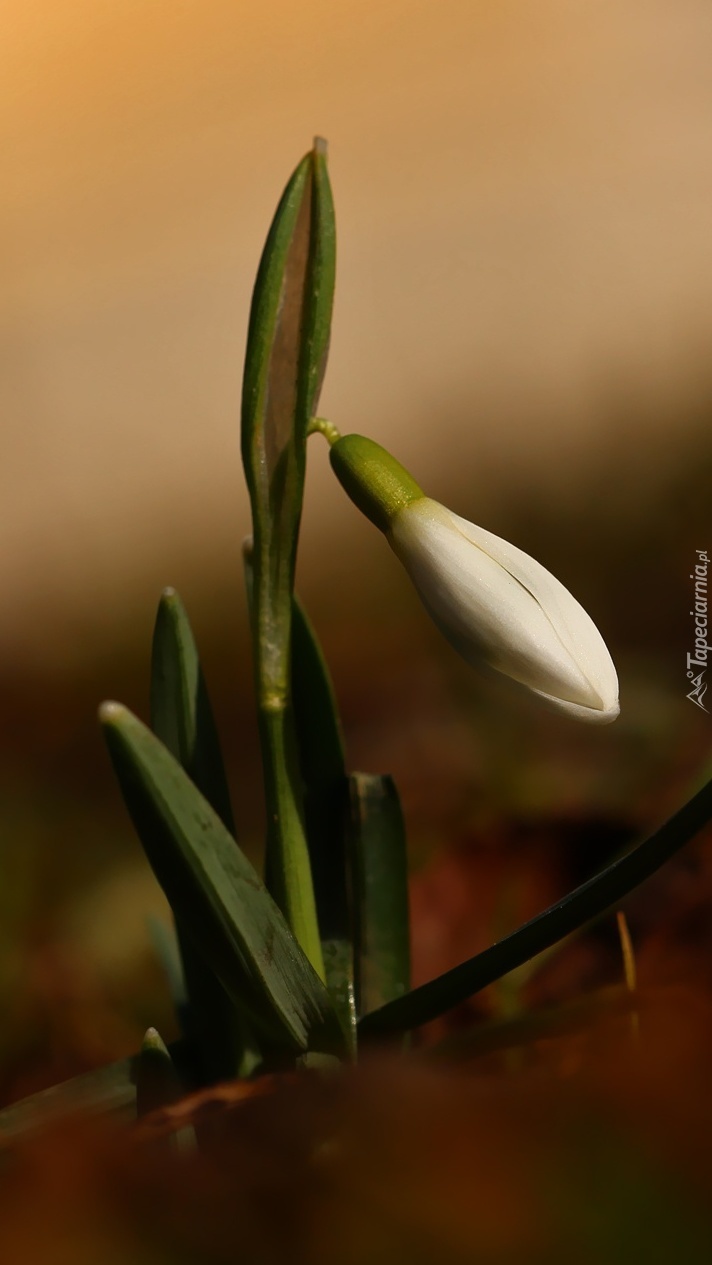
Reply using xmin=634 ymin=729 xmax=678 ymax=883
xmin=3 ymin=143 xmax=712 ymax=1133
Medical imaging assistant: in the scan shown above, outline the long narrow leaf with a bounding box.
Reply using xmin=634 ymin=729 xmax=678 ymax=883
xmin=513 ymin=757 xmax=712 ymax=993
xmin=150 ymin=588 xmax=260 ymax=1080
xmin=359 ymin=776 xmax=712 ymax=1039
xmin=241 ymin=138 xmax=335 ymax=504
xmin=151 ymin=587 xmax=235 ymax=832
xmin=240 ymin=141 xmax=336 ymax=973
xmin=100 ymin=702 xmax=344 ymax=1057
xmin=349 ymin=774 xmax=410 ymax=1018
xmin=291 ymin=597 xmax=355 ymax=1046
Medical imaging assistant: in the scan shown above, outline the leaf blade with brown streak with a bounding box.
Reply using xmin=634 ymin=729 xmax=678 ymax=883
xmin=239 ymin=141 xmax=336 ymax=973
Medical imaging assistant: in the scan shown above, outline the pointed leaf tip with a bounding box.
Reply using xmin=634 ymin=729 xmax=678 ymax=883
xmin=99 ymin=700 xmax=125 ymax=724
xmin=141 ymin=1027 xmax=170 ymax=1056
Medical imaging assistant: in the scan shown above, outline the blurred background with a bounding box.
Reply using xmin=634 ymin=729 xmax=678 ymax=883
xmin=1 ymin=0 xmax=711 ymax=1095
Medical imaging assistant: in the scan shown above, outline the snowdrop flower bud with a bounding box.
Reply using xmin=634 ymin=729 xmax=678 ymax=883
xmin=330 ymin=434 xmax=619 ymax=724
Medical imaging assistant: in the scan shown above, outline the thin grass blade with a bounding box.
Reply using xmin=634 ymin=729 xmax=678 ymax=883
xmin=359 ymin=776 xmax=712 ymax=1039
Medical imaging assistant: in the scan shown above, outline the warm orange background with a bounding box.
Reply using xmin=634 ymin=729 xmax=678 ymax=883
xmin=1 ymin=2 xmax=711 ymax=1074
xmin=2 ymin=0 xmax=711 ymax=666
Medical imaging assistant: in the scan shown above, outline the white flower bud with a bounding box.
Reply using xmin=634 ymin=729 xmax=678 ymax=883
xmin=389 ymin=499 xmax=619 ymax=723
xmin=329 ymin=434 xmax=619 ymax=723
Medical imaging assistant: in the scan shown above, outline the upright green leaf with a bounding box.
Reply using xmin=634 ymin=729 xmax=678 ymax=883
xmin=291 ymin=597 xmax=355 ymax=1047
xmin=349 ymin=774 xmax=410 ymax=1019
xmin=241 ymin=138 xmax=335 ymax=509
xmin=100 ymin=702 xmax=344 ymax=1057
xmin=150 ymin=588 xmax=260 ymax=1081
xmin=359 ymin=776 xmax=712 ymax=1039
xmin=151 ymin=587 xmax=235 ymax=833
xmin=240 ymin=141 xmax=336 ymax=975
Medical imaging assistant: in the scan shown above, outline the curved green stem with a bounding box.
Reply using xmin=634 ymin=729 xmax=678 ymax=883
xmin=308 ymin=416 xmax=342 ymax=445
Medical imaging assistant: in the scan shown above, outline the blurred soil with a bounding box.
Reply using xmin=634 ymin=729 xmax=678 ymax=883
xmin=2 ymin=990 xmax=712 ymax=1263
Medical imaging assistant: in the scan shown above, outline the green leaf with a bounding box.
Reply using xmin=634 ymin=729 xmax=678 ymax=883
xmin=239 ymin=141 xmax=336 ymax=974
xmin=291 ymin=597 xmax=345 ymax=802
xmin=150 ymin=588 xmax=261 ymax=1081
xmin=513 ymin=756 xmax=712 ymax=994
xmin=241 ymin=138 xmax=335 ymax=511
xmin=349 ymin=774 xmax=410 ymax=1018
xmin=291 ymin=596 xmax=355 ymax=1047
xmin=151 ymin=587 xmax=235 ymax=834
xmin=359 ymin=776 xmax=712 ymax=1039
xmin=136 ymin=1027 xmax=184 ymax=1117
xmin=100 ymin=702 xmax=344 ymax=1057
xmin=136 ymin=1028 xmax=197 ymax=1151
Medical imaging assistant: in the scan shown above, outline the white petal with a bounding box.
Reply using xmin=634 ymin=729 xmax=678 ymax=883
xmin=389 ymin=499 xmax=619 ymax=723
